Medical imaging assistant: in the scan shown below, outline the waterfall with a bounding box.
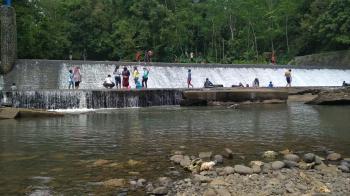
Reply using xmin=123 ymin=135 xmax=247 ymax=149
xmin=2 ymin=60 xmax=350 ymax=90
xmin=58 ymin=64 xmax=350 ymax=89
xmin=5 ymin=89 xmax=182 ymax=109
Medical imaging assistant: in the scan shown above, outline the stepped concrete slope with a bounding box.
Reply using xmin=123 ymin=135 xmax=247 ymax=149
xmin=1 ymin=59 xmax=350 ymax=90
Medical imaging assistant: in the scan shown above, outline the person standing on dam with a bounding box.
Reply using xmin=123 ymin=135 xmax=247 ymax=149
xmin=122 ymin=67 xmax=130 ymax=88
xmin=187 ymin=69 xmax=193 ymax=88
xmin=113 ymin=65 xmax=122 ymax=89
xmin=133 ymin=67 xmax=140 ymax=87
xmin=68 ymin=70 xmax=74 ymax=89
xmin=285 ymin=69 xmax=292 ymax=87
xmin=142 ymin=67 xmax=150 ymax=88
xmin=73 ymin=67 xmax=82 ymax=89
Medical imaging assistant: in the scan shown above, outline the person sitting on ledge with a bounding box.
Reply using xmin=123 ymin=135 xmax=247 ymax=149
xmin=343 ymin=81 xmax=350 ymax=87
xmin=204 ymin=78 xmax=214 ymax=88
xmin=252 ymin=78 xmax=260 ymax=88
xmin=268 ymin=81 xmax=274 ymax=88
xmin=103 ymin=75 xmax=115 ymax=89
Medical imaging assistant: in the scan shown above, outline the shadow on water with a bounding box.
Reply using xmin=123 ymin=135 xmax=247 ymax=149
xmin=0 ymin=103 xmax=350 ymax=194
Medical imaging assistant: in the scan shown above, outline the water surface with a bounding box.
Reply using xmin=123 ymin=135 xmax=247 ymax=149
xmin=1 ymin=103 xmax=350 ymax=194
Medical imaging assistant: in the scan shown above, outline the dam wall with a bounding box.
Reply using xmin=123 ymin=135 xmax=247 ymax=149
xmin=1 ymin=59 xmax=350 ymax=91
xmin=1 ymin=89 xmax=183 ymax=109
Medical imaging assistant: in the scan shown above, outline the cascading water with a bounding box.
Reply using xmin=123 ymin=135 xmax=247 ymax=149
xmin=0 ymin=75 xmax=4 ymax=90
xmin=58 ymin=64 xmax=350 ymax=89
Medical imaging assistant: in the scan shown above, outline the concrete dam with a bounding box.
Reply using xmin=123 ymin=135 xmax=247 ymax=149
xmin=0 ymin=59 xmax=349 ymax=109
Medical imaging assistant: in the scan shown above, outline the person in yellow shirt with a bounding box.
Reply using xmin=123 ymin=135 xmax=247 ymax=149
xmin=133 ymin=66 xmax=140 ymax=86
xmin=285 ymin=69 xmax=292 ymax=87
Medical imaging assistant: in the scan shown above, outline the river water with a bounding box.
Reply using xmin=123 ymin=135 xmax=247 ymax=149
xmin=1 ymin=103 xmax=350 ymax=195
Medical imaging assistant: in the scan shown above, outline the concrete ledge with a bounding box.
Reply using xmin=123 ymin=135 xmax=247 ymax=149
xmin=181 ymin=88 xmax=288 ymax=106
xmin=0 ymin=107 xmax=63 ymax=119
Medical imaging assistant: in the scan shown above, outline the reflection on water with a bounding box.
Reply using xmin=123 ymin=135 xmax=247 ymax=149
xmin=1 ymin=103 xmax=350 ymax=194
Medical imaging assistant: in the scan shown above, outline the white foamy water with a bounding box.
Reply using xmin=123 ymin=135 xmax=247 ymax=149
xmin=58 ymin=64 xmax=350 ymax=89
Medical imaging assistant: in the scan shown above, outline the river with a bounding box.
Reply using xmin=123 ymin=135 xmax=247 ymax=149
xmin=0 ymin=103 xmax=349 ymax=195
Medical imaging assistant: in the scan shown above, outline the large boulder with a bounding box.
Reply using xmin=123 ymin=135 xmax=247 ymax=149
xmin=234 ymin=165 xmax=253 ymax=175
xmin=327 ymin=153 xmax=342 ymax=161
xmin=306 ymin=88 xmax=350 ymax=105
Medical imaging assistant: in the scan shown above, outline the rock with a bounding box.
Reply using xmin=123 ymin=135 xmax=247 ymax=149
xmin=93 ymin=159 xmax=110 ymax=167
xmin=262 ymin=163 xmax=272 ymax=173
xmin=234 ymin=165 xmax=253 ymax=175
xmin=340 ymin=160 xmax=350 ymax=168
xmin=129 ymin=180 xmax=137 ymax=191
xmin=102 ymin=179 xmax=125 ymax=187
xmin=180 ymin=156 xmax=191 ymax=167
xmin=166 ymin=170 xmax=181 ymax=177
xmin=327 ymin=153 xmax=342 ymax=161
xmin=203 ymin=188 xmax=217 ymax=196
xmin=200 ymin=161 xmax=216 ymax=171
xmin=262 ymin=151 xmax=278 ymax=160
xmin=303 ymin=153 xmax=315 ymax=163
xmin=279 ymin=149 xmax=293 ymax=155
xmin=158 ymin=177 xmax=172 ymax=187
xmin=315 ymin=164 xmax=340 ymax=176
xmin=344 ymin=158 xmax=350 ymax=163
xmin=298 ymin=162 xmax=315 ymax=170
xmin=315 ymin=155 xmax=324 ymax=165
xmin=145 ymin=183 xmax=154 ymax=193
xmin=193 ymin=174 xmax=212 ymax=183
xmin=223 ymin=148 xmax=233 ymax=158
xmin=170 ymin=155 xmax=184 ymax=164
xmin=338 ymin=165 xmax=349 ymax=173
xmin=199 ymin=152 xmax=212 ymax=160
xmin=172 ymin=150 xmax=184 ymax=155
xmin=249 ymin=160 xmax=264 ymax=167
xmin=271 ymin=161 xmax=285 ymax=170
xmin=285 ymin=182 xmax=295 ymax=193
xmin=223 ymin=166 xmax=235 ymax=175
xmin=215 ymin=188 xmax=231 ymax=196
xmin=283 ymin=160 xmax=298 ymax=168
xmin=284 ymin=154 xmax=300 ymax=162
xmin=210 ymin=178 xmax=229 ymax=186
xmin=252 ymin=165 xmax=262 ymax=173
xmin=306 ymin=88 xmax=350 ymax=105
xmin=137 ymin=179 xmax=146 ymax=187
xmin=128 ymin=171 xmax=140 ymax=175
xmin=127 ymin=159 xmax=143 ymax=166
xmin=153 ymin=187 xmax=168 ymax=195
xmin=214 ymin=155 xmax=224 ymax=164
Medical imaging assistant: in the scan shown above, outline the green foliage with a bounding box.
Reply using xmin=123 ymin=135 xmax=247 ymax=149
xmin=7 ymin=0 xmax=350 ymax=63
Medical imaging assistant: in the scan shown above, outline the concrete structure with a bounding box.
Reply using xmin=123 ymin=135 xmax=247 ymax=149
xmin=1 ymin=88 xmax=290 ymax=109
xmin=0 ymin=5 xmax=17 ymax=74
xmin=180 ymin=88 xmax=289 ymax=106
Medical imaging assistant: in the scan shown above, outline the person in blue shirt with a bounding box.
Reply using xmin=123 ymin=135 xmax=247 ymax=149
xmin=68 ymin=70 xmax=74 ymax=89
xmin=142 ymin=67 xmax=150 ymax=88
xmin=268 ymin=81 xmax=274 ymax=88
xmin=187 ymin=69 xmax=193 ymax=88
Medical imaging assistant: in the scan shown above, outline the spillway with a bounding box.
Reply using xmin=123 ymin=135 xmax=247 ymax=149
xmin=1 ymin=60 xmax=350 ymax=90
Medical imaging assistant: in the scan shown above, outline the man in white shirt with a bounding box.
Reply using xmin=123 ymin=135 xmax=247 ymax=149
xmin=103 ymin=75 xmax=115 ymax=89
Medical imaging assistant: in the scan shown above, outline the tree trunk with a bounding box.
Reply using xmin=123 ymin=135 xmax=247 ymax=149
xmin=285 ymin=15 xmax=290 ymax=54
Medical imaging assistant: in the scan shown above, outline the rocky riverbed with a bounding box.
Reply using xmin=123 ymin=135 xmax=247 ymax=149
xmin=114 ymin=148 xmax=350 ymax=196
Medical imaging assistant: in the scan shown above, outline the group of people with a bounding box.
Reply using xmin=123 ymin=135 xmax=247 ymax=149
xmin=68 ymin=67 xmax=82 ymax=89
xmin=103 ymin=66 xmax=150 ymax=89
xmin=196 ymin=69 xmax=293 ymax=89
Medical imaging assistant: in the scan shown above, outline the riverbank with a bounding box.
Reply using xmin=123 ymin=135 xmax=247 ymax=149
xmin=143 ymin=149 xmax=350 ymax=195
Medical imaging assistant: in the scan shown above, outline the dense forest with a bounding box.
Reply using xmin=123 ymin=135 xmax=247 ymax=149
xmin=7 ymin=0 xmax=350 ymax=63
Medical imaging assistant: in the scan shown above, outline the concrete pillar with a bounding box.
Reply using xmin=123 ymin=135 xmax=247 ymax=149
xmin=0 ymin=5 xmax=17 ymax=74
